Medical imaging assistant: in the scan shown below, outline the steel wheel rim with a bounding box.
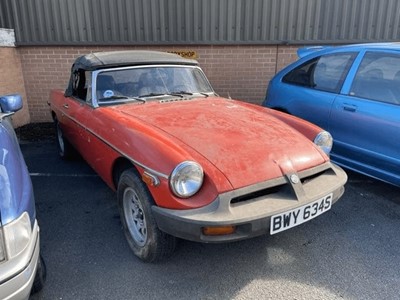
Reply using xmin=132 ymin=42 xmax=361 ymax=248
xmin=123 ymin=187 xmax=147 ymax=246
xmin=56 ymin=123 xmax=64 ymax=153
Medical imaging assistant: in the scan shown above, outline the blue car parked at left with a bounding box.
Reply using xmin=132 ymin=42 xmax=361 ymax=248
xmin=0 ymin=94 xmax=45 ymax=299
xmin=263 ymin=43 xmax=400 ymax=187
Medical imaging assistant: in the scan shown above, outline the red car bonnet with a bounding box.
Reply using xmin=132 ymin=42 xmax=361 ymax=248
xmin=111 ymin=97 xmax=327 ymax=189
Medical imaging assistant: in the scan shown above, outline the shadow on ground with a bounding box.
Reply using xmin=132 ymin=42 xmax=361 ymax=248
xmin=15 ymin=122 xmax=55 ymax=142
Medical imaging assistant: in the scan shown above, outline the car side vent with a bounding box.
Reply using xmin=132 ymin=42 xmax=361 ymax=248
xmin=231 ymin=184 xmax=285 ymax=205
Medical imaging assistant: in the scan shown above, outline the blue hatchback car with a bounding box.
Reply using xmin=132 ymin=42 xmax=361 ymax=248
xmin=0 ymin=94 xmax=45 ymax=299
xmin=263 ymin=43 xmax=400 ymax=186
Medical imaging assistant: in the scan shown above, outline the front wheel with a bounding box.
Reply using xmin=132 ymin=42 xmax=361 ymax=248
xmin=117 ymin=169 xmax=176 ymax=262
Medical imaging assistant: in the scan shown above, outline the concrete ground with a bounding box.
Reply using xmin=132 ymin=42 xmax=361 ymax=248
xmin=24 ymin=139 xmax=400 ymax=300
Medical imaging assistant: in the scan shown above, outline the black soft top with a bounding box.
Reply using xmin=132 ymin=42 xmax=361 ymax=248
xmin=72 ymin=50 xmax=198 ymax=71
xmin=65 ymin=50 xmax=198 ymax=97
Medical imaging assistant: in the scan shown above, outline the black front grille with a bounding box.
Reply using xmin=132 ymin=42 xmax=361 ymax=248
xmin=230 ymin=184 xmax=285 ymax=205
xmin=301 ymin=170 xmax=327 ymax=184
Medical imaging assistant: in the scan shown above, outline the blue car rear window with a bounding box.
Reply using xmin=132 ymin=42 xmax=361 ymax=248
xmin=283 ymin=53 xmax=356 ymax=94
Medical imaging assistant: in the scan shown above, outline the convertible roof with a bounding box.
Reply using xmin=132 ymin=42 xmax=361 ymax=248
xmin=72 ymin=50 xmax=198 ymax=71
xmin=65 ymin=50 xmax=199 ymax=97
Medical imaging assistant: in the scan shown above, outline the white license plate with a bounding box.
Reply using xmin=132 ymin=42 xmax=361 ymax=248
xmin=270 ymin=193 xmax=333 ymax=235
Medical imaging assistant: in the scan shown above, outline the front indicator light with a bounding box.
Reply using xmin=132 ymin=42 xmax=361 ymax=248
xmin=3 ymin=212 xmax=31 ymax=259
xmin=142 ymin=171 xmax=160 ymax=187
xmin=202 ymin=226 xmax=236 ymax=236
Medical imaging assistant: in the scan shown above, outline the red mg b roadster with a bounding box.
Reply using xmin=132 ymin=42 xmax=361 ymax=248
xmin=49 ymin=51 xmax=347 ymax=262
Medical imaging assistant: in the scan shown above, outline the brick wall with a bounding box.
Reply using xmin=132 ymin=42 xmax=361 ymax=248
xmin=0 ymin=47 xmax=30 ymax=127
xmin=17 ymin=45 xmax=298 ymax=123
xmin=276 ymin=45 xmax=301 ymax=73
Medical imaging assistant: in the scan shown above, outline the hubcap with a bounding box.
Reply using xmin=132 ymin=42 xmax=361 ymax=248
xmin=123 ymin=187 xmax=147 ymax=246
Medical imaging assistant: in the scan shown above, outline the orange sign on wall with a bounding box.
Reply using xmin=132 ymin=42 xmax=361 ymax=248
xmin=167 ymin=50 xmax=198 ymax=59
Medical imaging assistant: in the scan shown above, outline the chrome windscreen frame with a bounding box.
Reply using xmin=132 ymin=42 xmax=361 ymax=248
xmin=90 ymin=64 xmax=215 ymax=108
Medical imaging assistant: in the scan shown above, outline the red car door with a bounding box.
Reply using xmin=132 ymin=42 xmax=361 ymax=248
xmin=59 ymin=96 xmax=89 ymax=150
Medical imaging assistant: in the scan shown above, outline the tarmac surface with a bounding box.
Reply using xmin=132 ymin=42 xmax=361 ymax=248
xmin=23 ymin=138 xmax=400 ymax=300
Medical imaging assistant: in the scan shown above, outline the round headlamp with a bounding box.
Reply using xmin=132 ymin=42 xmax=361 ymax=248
xmin=170 ymin=161 xmax=204 ymax=198
xmin=314 ymin=131 xmax=333 ymax=155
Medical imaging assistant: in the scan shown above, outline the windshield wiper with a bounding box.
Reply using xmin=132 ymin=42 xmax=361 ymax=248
xmin=172 ymin=91 xmax=212 ymax=98
xmin=98 ymin=95 xmax=146 ymax=103
xmin=199 ymin=92 xmax=210 ymax=98
xmin=139 ymin=91 xmax=208 ymax=99
xmin=138 ymin=93 xmax=166 ymax=98
xmin=98 ymin=95 xmax=129 ymax=101
xmin=170 ymin=91 xmax=193 ymax=96
xmin=139 ymin=92 xmax=189 ymax=99
xmin=126 ymin=96 xmax=146 ymax=103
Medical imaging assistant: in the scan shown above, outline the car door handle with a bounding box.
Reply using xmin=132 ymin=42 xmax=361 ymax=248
xmin=343 ymin=104 xmax=357 ymax=112
xmin=63 ymin=104 xmax=69 ymax=109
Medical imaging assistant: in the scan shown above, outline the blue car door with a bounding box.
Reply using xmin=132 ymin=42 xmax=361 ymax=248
xmin=329 ymin=50 xmax=400 ymax=184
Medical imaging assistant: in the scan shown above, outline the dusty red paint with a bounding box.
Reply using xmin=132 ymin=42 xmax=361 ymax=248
xmin=50 ymin=90 xmax=327 ymax=209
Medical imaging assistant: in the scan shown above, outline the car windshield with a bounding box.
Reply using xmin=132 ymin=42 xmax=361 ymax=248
xmin=95 ymin=66 xmax=214 ymax=104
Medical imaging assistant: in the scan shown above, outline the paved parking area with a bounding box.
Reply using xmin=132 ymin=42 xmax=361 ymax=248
xmin=25 ymin=140 xmax=400 ymax=300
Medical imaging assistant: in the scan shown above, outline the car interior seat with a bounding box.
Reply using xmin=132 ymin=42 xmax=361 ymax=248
xmin=393 ymin=70 xmax=400 ymax=81
xmin=364 ymin=68 xmax=383 ymax=80
xmin=96 ymin=74 xmax=116 ymax=100
xmin=352 ymin=68 xmax=400 ymax=104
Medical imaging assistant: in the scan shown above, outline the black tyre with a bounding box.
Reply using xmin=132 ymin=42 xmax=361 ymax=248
xmin=54 ymin=117 xmax=75 ymax=159
xmin=117 ymin=169 xmax=176 ymax=262
xmin=31 ymin=254 xmax=46 ymax=294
